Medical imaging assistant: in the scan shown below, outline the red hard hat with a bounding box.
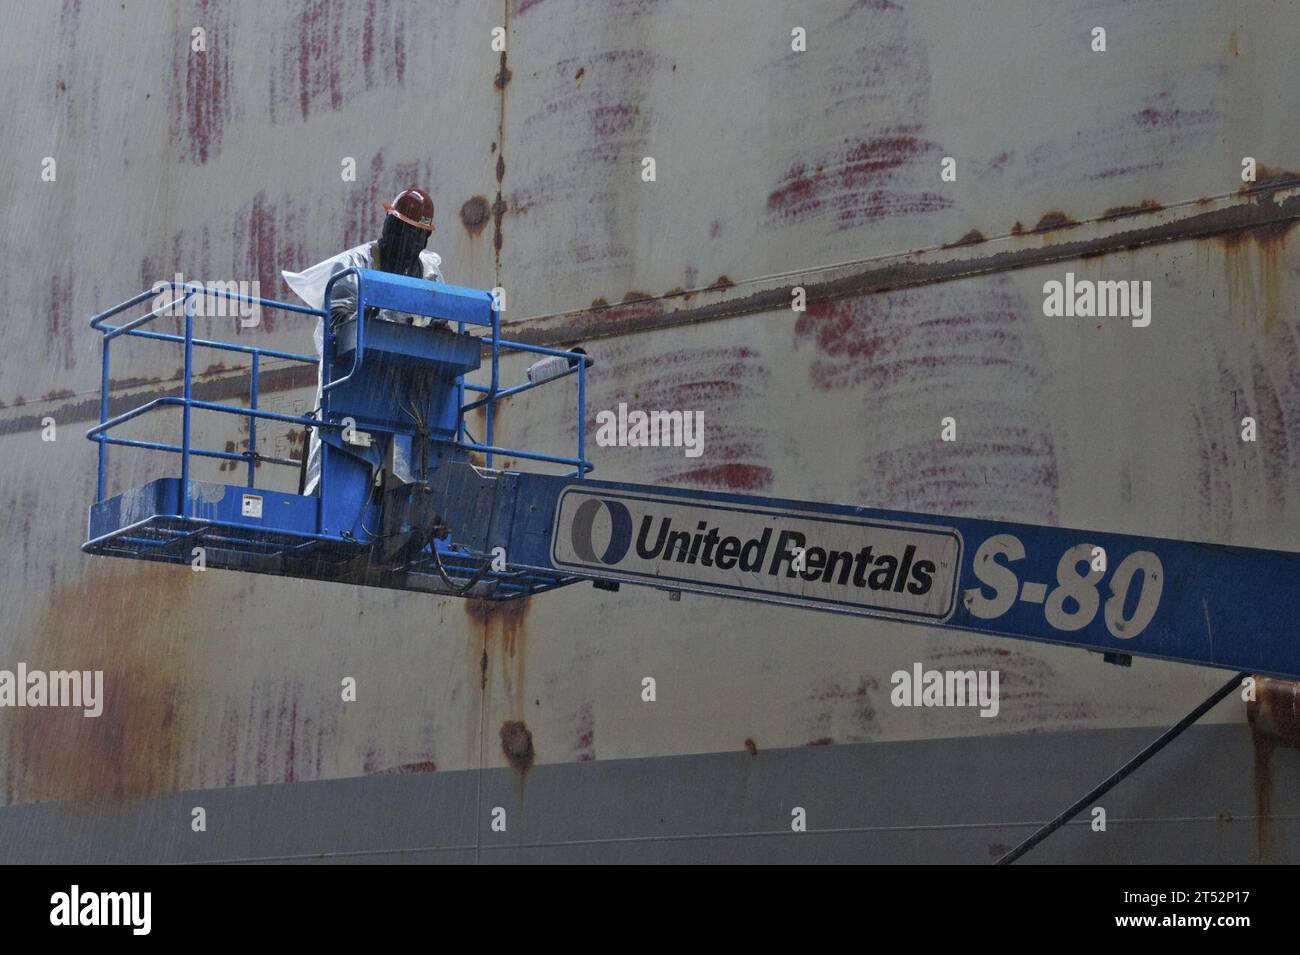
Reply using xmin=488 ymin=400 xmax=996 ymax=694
xmin=382 ymin=187 xmax=435 ymax=231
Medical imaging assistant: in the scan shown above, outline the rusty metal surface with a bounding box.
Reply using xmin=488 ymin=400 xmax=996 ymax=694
xmin=499 ymin=0 xmax=1300 ymax=320
xmin=0 ymin=0 xmax=503 ymax=403
xmin=506 ymin=184 xmax=1300 ymax=349
xmin=1249 ymin=677 xmax=1300 ymax=745
xmin=0 ymin=0 xmax=1298 ymax=862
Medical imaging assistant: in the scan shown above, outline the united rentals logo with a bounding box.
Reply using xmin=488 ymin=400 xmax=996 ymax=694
xmin=553 ymin=488 xmax=961 ymax=621
xmin=568 ymin=497 xmax=633 ymax=564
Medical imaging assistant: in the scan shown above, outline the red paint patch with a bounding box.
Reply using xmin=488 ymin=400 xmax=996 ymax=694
xmin=137 ymin=191 xmax=320 ymax=341
xmin=767 ymin=133 xmax=950 ymax=228
xmin=803 ymin=675 xmax=881 ymax=743
xmin=662 ymin=463 xmax=773 ymax=492
xmin=237 ymin=192 xmax=308 ymax=334
xmin=369 ymin=759 xmax=438 ymax=775
xmin=176 ymin=0 xmax=233 ymax=164
xmin=1133 ymin=106 xmax=1216 ymax=129
xmin=1246 ymin=332 xmax=1300 ymax=511
xmin=1194 ymin=357 xmax=1248 ymax=538
xmin=499 ymin=43 xmax=665 ymax=287
xmin=571 ymin=701 xmax=595 ymax=762
xmin=794 ymin=281 xmax=1061 ymax=520
xmin=271 ymin=0 xmax=409 ymax=124
xmin=926 ymin=641 xmax=1160 ymax=730
xmin=1068 ymin=94 xmax=1219 ymax=184
xmin=211 ymin=678 xmax=337 ymax=788
xmin=49 ymin=272 xmax=76 ymax=371
xmin=576 ymin=343 xmax=773 ymax=492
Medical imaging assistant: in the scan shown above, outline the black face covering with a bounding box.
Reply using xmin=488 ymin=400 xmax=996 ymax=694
xmin=377 ymin=214 xmax=429 ymax=277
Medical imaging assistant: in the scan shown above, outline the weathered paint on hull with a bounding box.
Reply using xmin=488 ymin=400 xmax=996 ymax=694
xmin=0 ymin=0 xmax=1297 ymax=861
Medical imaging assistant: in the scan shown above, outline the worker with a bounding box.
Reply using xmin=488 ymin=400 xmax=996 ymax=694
xmin=281 ymin=187 xmax=445 ymax=494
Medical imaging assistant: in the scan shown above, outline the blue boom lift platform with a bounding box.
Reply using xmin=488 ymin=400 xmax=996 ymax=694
xmin=84 ymin=271 xmax=1300 ymax=679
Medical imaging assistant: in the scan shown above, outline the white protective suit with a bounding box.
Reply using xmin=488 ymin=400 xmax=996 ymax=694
xmin=281 ymin=242 xmax=445 ymax=494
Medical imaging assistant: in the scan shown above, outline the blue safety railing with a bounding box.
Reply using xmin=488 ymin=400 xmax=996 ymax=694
xmin=87 ymin=276 xmax=593 ymax=542
xmin=87 ymin=281 xmax=325 ymax=505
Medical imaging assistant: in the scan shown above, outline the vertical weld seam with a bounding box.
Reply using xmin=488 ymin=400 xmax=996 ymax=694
xmin=475 ymin=612 xmax=489 ymax=865
xmin=494 ymin=0 xmax=510 ymax=286
xmin=472 ymin=0 xmax=514 ymax=863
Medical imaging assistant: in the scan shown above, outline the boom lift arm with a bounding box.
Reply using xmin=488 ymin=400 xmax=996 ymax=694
xmin=83 ymin=271 xmax=1300 ymax=679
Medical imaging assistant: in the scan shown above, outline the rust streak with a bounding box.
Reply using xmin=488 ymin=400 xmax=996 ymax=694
xmin=1246 ymin=677 xmax=1299 ymax=863
xmin=1032 ymin=210 xmax=1075 ymax=233
xmin=465 ymin=595 xmax=531 ymax=725
xmin=943 ymin=229 xmax=986 ymax=248
xmin=1 ymin=363 xmax=318 ymax=434
xmin=499 ymin=720 xmax=534 ymax=773
xmin=1216 ymin=217 xmax=1292 ymax=334
xmin=6 ymin=563 xmax=196 ymax=804
xmin=1102 ymin=200 xmax=1164 ymax=219
xmin=1252 ymin=729 xmax=1274 ymax=863
xmin=1247 ymin=676 xmax=1300 ymax=745
xmin=1238 ymin=165 xmax=1300 ymax=196
xmin=504 ymin=189 xmax=1300 ymax=351
xmin=460 ymin=195 xmax=491 ymax=236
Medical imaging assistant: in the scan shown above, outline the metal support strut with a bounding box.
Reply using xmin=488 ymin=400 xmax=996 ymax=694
xmin=996 ymin=669 xmax=1249 ymax=864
